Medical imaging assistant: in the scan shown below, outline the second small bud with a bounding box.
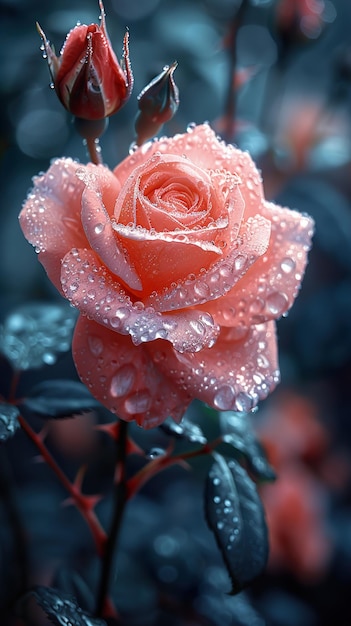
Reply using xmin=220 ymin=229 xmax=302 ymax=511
xmin=134 ymin=62 xmax=179 ymax=147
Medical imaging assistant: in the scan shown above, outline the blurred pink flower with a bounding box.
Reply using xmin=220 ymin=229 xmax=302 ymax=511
xmin=20 ymin=124 xmax=313 ymax=427
xmin=258 ymin=391 xmax=335 ymax=581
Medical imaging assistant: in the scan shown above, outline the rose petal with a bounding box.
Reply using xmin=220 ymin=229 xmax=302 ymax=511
xmin=144 ymin=214 xmax=271 ymax=311
xmin=80 ymin=178 xmax=142 ymax=293
xmin=205 ymin=204 xmax=314 ymax=326
xmin=114 ymin=124 xmax=259 ymax=190
xmin=72 ymin=316 xmax=192 ymax=428
xmin=115 ymin=152 xmax=218 ymax=228
xmin=112 ymin=221 xmax=223 ymax=294
xmin=111 ymin=166 xmax=246 ymax=295
xmin=147 ymin=320 xmax=280 ymax=412
xmin=60 ymin=248 xmax=221 ymax=352
xmin=19 ymin=158 xmax=121 ymax=293
xmin=115 ymin=124 xmax=266 ymax=218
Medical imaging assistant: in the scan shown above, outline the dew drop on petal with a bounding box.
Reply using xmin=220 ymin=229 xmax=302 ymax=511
xmin=110 ymin=364 xmax=136 ymax=398
xmin=94 ymin=222 xmax=105 ymax=235
xmin=189 ymin=319 xmax=206 ymax=336
xmin=234 ymin=254 xmax=247 ymax=271
xmin=234 ymin=391 xmax=253 ymax=413
xmin=257 ymin=354 xmax=269 ymax=369
xmin=280 ymin=257 xmax=296 ymax=274
xmin=194 ymin=281 xmax=210 ymax=298
xmin=110 ymin=317 xmax=122 ymax=329
xmin=124 ymin=390 xmax=151 ymax=414
xmin=88 ymin=335 xmax=104 ymax=356
xmin=115 ymin=307 xmax=130 ymax=321
xmin=266 ymin=291 xmax=289 ymax=316
xmin=213 ymin=384 xmax=235 ymax=410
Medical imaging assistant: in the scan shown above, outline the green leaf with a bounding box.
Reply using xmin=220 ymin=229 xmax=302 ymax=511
xmin=205 ymin=453 xmax=269 ymax=595
xmin=0 ymin=403 xmax=20 ymax=442
xmin=219 ymin=411 xmax=276 ymax=482
xmin=21 ymin=380 xmax=102 ymax=419
xmin=28 ymin=586 xmax=107 ymax=626
xmin=0 ymin=303 xmax=77 ymax=371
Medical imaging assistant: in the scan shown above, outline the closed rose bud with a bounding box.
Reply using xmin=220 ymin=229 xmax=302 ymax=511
xmin=134 ymin=61 xmax=179 ymax=146
xmin=37 ymin=0 xmax=133 ymax=120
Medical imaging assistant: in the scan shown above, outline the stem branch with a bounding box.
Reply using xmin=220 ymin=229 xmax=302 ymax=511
xmin=18 ymin=414 xmax=107 ymax=555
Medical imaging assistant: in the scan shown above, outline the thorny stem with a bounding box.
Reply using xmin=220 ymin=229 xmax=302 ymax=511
xmin=17 ymin=414 xmax=107 ymax=555
xmin=96 ymin=419 xmax=129 ymax=618
xmin=127 ymin=437 xmax=223 ymax=500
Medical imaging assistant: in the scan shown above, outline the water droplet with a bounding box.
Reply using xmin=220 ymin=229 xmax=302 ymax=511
xmin=234 ymin=254 xmax=247 ymax=271
xmin=110 ymin=316 xmax=121 ymax=329
xmin=213 ymin=385 xmax=235 ymax=410
xmin=189 ymin=319 xmax=205 ymax=335
xmin=235 ymin=391 xmax=253 ymax=412
xmin=124 ymin=390 xmax=151 ymax=414
xmin=147 ymin=447 xmax=166 ymax=459
xmin=280 ymin=257 xmax=296 ymax=273
xmin=194 ymin=281 xmax=210 ymax=298
xmin=257 ymin=354 xmax=269 ymax=369
xmin=42 ymin=351 xmax=56 ymax=365
xmin=214 ymin=496 xmax=221 ymax=504
xmin=217 ymin=521 xmax=224 ymax=530
xmin=110 ymin=364 xmax=136 ymax=398
xmin=88 ymin=335 xmax=104 ymax=356
xmin=115 ymin=307 xmax=130 ymax=320
xmin=94 ymin=222 xmax=105 ymax=235
xmin=266 ymin=291 xmax=288 ymax=316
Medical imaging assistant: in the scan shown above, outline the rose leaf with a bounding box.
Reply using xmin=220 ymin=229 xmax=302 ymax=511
xmin=205 ymin=452 xmax=269 ymax=595
xmin=21 ymin=380 xmax=102 ymax=419
xmin=0 ymin=403 xmax=20 ymax=443
xmin=219 ymin=411 xmax=276 ymax=483
xmin=25 ymin=585 xmax=106 ymax=626
xmin=160 ymin=415 xmax=207 ymax=444
xmin=0 ymin=302 xmax=77 ymax=371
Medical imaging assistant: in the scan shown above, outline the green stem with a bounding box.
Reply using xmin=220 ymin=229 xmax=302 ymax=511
xmin=96 ymin=419 xmax=129 ymax=618
xmin=86 ymin=137 xmax=103 ymax=165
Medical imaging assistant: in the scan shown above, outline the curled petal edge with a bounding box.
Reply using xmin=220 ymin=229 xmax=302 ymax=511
xmin=60 ymin=248 xmax=221 ymax=353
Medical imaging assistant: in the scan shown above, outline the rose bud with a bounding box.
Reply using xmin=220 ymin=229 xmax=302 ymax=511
xmin=37 ymin=0 xmax=133 ymax=120
xmin=134 ymin=61 xmax=179 ymax=146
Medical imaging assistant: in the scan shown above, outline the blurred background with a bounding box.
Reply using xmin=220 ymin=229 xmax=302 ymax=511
xmin=1 ymin=0 xmax=351 ymax=624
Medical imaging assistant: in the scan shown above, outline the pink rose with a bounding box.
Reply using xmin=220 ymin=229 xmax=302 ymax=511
xmin=19 ymin=124 xmax=313 ymax=428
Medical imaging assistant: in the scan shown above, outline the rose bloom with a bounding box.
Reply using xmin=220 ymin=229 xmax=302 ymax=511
xmin=20 ymin=124 xmax=313 ymax=428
